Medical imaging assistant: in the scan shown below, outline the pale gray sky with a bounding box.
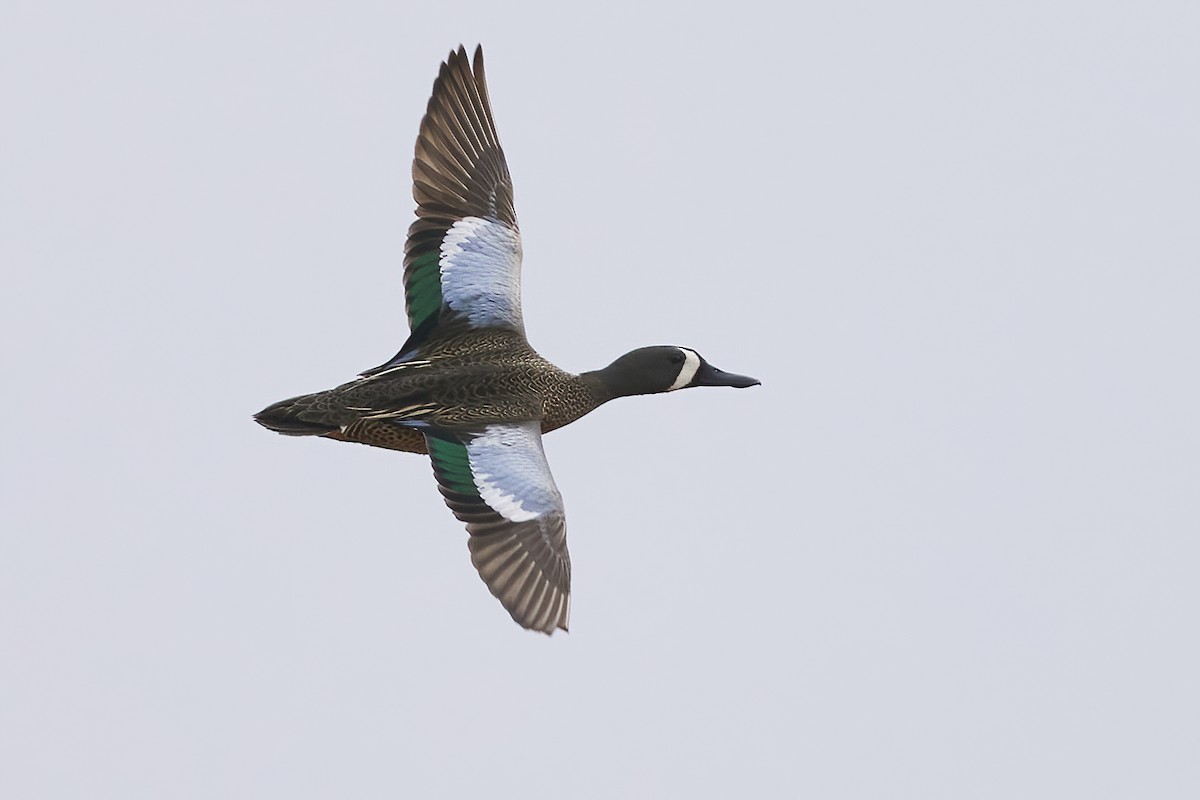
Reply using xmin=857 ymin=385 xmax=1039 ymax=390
xmin=3 ymin=1 xmax=1198 ymax=797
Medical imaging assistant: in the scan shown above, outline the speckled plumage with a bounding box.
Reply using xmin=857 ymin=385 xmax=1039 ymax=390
xmin=259 ymin=330 xmax=609 ymax=454
xmin=255 ymin=46 xmax=758 ymax=635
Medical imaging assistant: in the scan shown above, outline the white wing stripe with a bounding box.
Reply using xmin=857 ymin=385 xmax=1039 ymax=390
xmin=440 ymin=216 xmax=524 ymax=330
xmin=466 ymin=423 xmax=562 ymax=521
xmin=475 ymin=472 xmax=539 ymax=522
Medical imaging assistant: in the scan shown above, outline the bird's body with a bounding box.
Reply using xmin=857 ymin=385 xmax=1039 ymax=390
xmin=260 ymin=330 xmax=608 ymax=453
xmin=256 ymin=46 xmax=758 ymax=633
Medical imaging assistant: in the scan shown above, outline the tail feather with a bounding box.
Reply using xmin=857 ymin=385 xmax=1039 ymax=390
xmin=254 ymin=391 xmax=349 ymax=436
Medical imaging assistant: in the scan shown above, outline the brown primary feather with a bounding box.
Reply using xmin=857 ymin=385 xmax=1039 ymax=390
xmin=408 ymin=46 xmax=516 ymax=231
xmin=437 ymin=483 xmax=570 ymax=633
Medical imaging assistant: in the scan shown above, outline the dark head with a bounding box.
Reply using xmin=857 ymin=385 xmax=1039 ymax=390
xmin=591 ymin=346 xmax=760 ymax=399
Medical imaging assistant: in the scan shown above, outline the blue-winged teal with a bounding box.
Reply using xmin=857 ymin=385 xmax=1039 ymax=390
xmin=255 ymin=46 xmax=759 ymax=634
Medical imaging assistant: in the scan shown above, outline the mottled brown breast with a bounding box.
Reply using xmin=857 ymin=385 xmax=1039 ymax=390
xmin=540 ymin=371 xmax=607 ymax=432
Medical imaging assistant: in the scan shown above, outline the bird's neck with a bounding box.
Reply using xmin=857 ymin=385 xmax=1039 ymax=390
xmin=578 ymin=365 xmax=650 ymax=401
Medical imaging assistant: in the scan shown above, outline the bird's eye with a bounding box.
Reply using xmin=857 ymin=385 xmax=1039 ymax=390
xmin=669 ymin=352 xmax=685 ymax=365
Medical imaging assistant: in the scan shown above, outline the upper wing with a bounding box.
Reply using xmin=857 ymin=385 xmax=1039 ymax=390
xmin=424 ymin=422 xmax=570 ymax=634
xmin=397 ymin=45 xmax=524 ymax=361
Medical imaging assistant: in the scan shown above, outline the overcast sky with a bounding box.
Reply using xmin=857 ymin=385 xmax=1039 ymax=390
xmin=3 ymin=2 xmax=1198 ymax=797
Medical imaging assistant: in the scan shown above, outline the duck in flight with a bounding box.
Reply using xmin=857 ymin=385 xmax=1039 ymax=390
xmin=255 ymin=46 xmax=759 ymax=634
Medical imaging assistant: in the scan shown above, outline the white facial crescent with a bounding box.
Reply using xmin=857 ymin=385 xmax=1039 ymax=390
xmin=668 ymin=348 xmax=701 ymax=391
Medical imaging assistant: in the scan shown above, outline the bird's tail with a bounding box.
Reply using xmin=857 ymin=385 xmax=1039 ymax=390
xmin=254 ymin=390 xmax=350 ymax=436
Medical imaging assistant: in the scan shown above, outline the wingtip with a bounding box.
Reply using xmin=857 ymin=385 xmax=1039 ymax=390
xmin=444 ymin=43 xmax=485 ymax=73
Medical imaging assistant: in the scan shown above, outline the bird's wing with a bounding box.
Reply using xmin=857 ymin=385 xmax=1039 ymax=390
xmin=370 ymin=45 xmax=522 ymax=374
xmin=424 ymin=421 xmax=570 ymax=634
